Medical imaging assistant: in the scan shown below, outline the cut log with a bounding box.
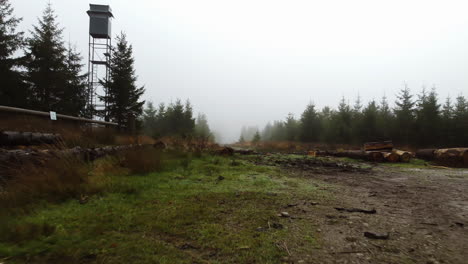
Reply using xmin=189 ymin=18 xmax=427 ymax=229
xmin=363 ymin=141 xmax=393 ymax=151
xmin=392 ymin=149 xmax=412 ymax=163
xmin=0 ymin=131 xmax=61 ymax=146
xmin=416 ymin=149 xmax=436 ymax=161
xmin=366 ymin=151 xmax=384 ymax=162
xmin=335 ymin=150 xmax=383 ymax=162
xmin=433 ymin=148 xmax=468 ymax=167
xmin=463 ymin=150 xmax=468 ymax=166
xmin=383 ymin=152 xmax=399 ymax=162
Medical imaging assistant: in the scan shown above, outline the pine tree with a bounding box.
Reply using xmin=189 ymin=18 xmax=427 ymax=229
xmin=0 ymin=0 xmax=27 ymax=107
xmin=300 ymin=103 xmax=321 ymax=142
xmin=25 ymin=4 xmax=68 ymax=112
xmin=238 ymin=135 xmax=245 ymax=143
xmin=394 ymin=85 xmax=415 ymax=145
xmin=100 ymin=33 xmax=145 ymax=126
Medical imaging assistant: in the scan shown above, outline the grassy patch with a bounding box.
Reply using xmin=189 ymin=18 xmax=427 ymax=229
xmin=0 ymin=154 xmax=325 ymax=263
xmin=380 ymin=158 xmax=428 ymax=168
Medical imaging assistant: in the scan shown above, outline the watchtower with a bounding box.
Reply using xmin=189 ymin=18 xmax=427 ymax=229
xmin=87 ymin=4 xmax=114 ymax=119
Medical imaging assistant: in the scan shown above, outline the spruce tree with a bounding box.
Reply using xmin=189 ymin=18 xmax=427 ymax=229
xmin=100 ymin=33 xmax=145 ymax=126
xmin=0 ymin=0 xmax=27 ymax=107
xmin=377 ymin=95 xmax=393 ymax=140
xmin=441 ymin=96 xmax=454 ymax=146
xmin=25 ymin=4 xmax=68 ymax=112
xmin=300 ymin=103 xmax=321 ymax=142
xmin=415 ymin=88 xmax=441 ymax=146
xmin=394 ymin=85 xmax=415 ymax=145
xmin=252 ymin=131 xmax=261 ymax=144
xmin=361 ymin=100 xmax=379 ymax=141
xmin=142 ymin=101 xmax=158 ymax=137
xmin=453 ymin=95 xmax=468 ymax=146
xmin=195 ymin=113 xmax=212 ymax=140
xmin=61 ymin=45 xmax=88 ymax=116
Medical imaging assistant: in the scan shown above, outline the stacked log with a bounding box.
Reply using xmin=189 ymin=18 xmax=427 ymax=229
xmin=363 ymin=141 xmax=393 ymax=152
xmin=416 ymin=149 xmax=436 ymax=160
xmin=392 ymin=149 xmax=412 ymax=163
xmin=0 ymin=131 xmax=61 ymax=146
xmin=383 ymin=152 xmax=399 ymax=163
xmin=334 ymin=150 xmax=383 ymax=162
xmin=416 ymin=148 xmax=468 ymax=167
xmin=433 ymin=148 xmax=468 ymax=167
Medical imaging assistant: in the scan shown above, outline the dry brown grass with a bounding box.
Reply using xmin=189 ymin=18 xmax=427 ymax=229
xmin=0 ymin=155 xmax=94 ymax=210
xmin=118 ymin=147 xmax=163 ymax=175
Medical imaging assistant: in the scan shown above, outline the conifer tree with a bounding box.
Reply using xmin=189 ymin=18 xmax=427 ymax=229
xmin=377 ymin=95 xmax=393 ymax=139
xmin=361 ymin=100 xmax=379 ymax=141
xmin=25 ymin=4 xmax=68 ymax=112
xmin=300 ymin=103 xmax=321 ymax=142
xmin=441 ymin=96 xmax=454 ymax=145
xmin=415 ymin=88 xmax=440 ymax=146
xmin=453 ymin=95 xmax=468 ymax=146
xmin=61 ymin=45 xmax=88 ymax=116
xmin=394 ymin=85 xmax=415 ymax=145
xmin=100 ymin=33 xmax=145 ymax=126
xmin=0 ymin=0 xmax=27 ymax=107
xmin=195 ymin=113 xmax=212 ymax=140
xmin=252 ymin=131 xmax=261 ymax=144
xmin=142 ymin=101 xmax=158 ymax=137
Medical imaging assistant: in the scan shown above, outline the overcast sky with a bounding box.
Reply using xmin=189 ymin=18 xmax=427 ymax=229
xmin=12 ymin=0 xmax=468 ymax=142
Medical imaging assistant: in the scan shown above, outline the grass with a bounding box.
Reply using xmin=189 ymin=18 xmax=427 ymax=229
xmin=0 ymin=153 xmax=326 ymax=263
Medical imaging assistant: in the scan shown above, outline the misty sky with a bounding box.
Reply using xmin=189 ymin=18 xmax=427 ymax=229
xmin=12 ymin=0 xmax=468 ymax=142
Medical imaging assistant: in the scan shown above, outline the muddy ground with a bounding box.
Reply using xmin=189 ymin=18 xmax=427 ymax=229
xmin=255 ymin=155 xmax=468 ymax=264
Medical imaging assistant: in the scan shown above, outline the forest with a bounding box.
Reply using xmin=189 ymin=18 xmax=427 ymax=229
xmin=241 ymin=87 xmax=468 ymax=147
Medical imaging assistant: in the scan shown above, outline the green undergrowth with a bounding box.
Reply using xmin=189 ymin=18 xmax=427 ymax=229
xmin=0 ymin=154 xmax=327 ymax=264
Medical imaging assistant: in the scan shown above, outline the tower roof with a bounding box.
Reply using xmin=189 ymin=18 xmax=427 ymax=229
xmin=87 ymin=4 xmax=114 ymax=18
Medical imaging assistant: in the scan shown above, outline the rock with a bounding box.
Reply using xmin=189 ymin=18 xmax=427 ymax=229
xmin=279 ymin=212 xmax=290 ymax=217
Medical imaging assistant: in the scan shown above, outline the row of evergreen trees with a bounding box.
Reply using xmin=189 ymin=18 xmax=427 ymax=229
xmin=242 ymin=87 xmax=468 ymax=147
xmin=141 ymin=100 xmax=213 ymax=140
xmin=0 ymin=1 xmax=144 ymax=125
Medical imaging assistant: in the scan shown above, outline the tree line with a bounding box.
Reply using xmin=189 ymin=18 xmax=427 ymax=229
xmin=141 ymin=100 xmax=214 ymax=141
xmin=241 ymin=86 xmax=468 ymax=148
xmin=0 ymin=1 xmax=144 ymax=126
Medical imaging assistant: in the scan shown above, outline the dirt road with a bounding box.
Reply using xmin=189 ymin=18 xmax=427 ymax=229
xmin=260 ymin=156 xmax=468 ymax=264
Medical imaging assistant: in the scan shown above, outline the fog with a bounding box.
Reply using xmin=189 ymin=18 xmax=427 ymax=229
xmin=12 ymin=0 xmax=468 ymax=143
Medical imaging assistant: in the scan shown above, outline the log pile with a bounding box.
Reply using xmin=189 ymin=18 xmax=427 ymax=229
xmin=315 ymin=141 xmax=413 ymax=163
xmin=416 ymin=148 xmax=468 ymax=167
xmin=0 ymin=131 xmax=62 ymax=146
xmin=363 ymin=141 xmax=393 ymax=152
